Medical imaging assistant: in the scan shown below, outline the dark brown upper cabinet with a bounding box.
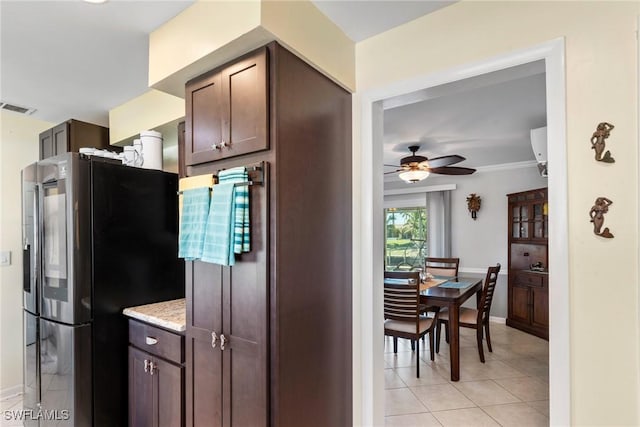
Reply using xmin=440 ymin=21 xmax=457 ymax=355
xmin=508 ymin=188 xmax=548 ymax=242
xmin=185 ymin=47 xmax=268 ymax=166
xmin=38 ymin=119 xmax=110 ymax=160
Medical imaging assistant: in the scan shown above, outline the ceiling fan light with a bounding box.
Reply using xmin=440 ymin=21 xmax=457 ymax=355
xmin=399 ymin=170 xmax=430 ymax=183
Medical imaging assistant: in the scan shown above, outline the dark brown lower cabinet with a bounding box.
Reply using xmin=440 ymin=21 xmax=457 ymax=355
xmin=506 ymin=271 xmax=549 ymax=339
xmin=186 ymin=174 xmax=268 ymax=427
xmin=129 ymin=321 xmax=185 ymax=427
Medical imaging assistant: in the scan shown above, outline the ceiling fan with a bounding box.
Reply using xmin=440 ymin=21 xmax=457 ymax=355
xmin=385 ymin=145 xmax=476 ymax=183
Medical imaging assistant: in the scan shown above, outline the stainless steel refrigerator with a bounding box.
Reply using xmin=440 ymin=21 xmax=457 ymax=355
xmin=22 ymin=153 xmax=184 ymax=426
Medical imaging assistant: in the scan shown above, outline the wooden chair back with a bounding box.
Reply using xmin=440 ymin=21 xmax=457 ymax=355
xmin=383 ymin=271 xmax=420 ymax=327
xmin=478 ymin=264 xmax=501 ymax=322
xmin=425 ymin=257 xmax=460 ymax=278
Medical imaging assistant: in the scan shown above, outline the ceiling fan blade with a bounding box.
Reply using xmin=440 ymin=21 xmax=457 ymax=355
xmin=384 ymin=164 xmax=401 ymax=168
xmin=421 ymin=155 xmax=465 ymax=168
xmin=384 ymin=170 xmax=403 ymax=175
xmin=428 ymin=166 xmax=476 ymax=175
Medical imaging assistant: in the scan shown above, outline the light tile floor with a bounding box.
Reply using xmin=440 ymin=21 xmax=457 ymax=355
xmin=1 ymin=393 xmax=24 ymax=427
xmin=384 ymin=323 xmax=549 ymax=427
xmin=1 ymin=323 xmax=548 ymax=427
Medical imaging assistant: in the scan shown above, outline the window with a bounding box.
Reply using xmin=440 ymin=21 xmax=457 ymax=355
xmin=384 ymin=207 xmax=427 ymax=271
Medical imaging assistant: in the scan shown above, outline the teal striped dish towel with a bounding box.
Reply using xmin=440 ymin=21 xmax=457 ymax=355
xmin=201 ymin=182 xmax=236 ymax=266
xmin=178 ymin=187 xmax=211 ymax=260
xmin=218 ymin=167 xmax=250 ymax=254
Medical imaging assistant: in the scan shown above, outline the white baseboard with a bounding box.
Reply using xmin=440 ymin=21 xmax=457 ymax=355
xmin=0 ymin=385 xmax=23 ymax=400
xmin=489 ymin=316 xmax=506 ymax=324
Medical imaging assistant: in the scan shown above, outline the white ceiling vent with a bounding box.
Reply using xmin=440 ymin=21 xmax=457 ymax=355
xmin=530 ymin=126 xmax=547 ymax=177
xmin=0 ymin=102 xmax=36 ymax=115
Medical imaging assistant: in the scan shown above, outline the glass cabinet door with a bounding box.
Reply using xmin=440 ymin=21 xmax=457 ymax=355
xmin=532 ymin=201 xmax=547 ymax=239
xmin=512 ymin=205 xmax=529 ymax=238
xmin=533 ymin=202 xmax=543 ymax=238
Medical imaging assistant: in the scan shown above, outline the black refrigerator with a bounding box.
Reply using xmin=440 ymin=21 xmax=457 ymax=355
xmin=22 ymin=153 xmax=184 ymax=426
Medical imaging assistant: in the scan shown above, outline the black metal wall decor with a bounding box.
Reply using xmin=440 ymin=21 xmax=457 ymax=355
xmin=589 ymin=197 xmax=614 ymax=238
xmin=466 ymin=193 xmax=481 ymax=220
xmin=590 ymin=122 xmax=615 ymax=163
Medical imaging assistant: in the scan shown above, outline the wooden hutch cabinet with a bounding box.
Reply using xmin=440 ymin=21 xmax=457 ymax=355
xmin=39 ymin=119 xmax=110 ymax=160
xmin=181 ymin=42 xmax=352 ymax=427
xmin=506 ymin=187 xmax=549 ymax=339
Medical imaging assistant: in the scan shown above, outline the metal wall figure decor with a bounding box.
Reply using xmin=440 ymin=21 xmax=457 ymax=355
xmin=590 ymin=122 xmax=615 ymax=163
xmin=589 ymin=197 xmax=614 ymax=238
xmin=466 ymin=193 xmax=481 ymax=220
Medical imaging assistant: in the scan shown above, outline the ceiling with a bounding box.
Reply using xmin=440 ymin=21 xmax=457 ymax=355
xmin=0 ymin=0 xmax=195 ymax=126
xmin=311 ymin=0 xmax=455 ymax=42
xmin=0 ymin=1 xmax=545 ymax=172
xmin=0 ymin=0 xmax=453 ymax=127
xmin=383 ymin=60 xmax=547 ymax=175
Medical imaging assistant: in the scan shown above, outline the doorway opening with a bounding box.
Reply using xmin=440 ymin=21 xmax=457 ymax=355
xmin=357 ymin=38 xmax=569 ymax=425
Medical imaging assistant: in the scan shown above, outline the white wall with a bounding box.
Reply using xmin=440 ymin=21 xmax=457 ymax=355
xmin=355 ymin=2 xmax=639 ymax=425
xmin=0 ymin=111 xmax=53 ymax=394
xmin=385 ymin=165 xmax=547 ymax=318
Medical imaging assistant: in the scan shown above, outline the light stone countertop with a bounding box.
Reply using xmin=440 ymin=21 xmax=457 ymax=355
xmin=123 ymin=298 xmax=186 ymax=333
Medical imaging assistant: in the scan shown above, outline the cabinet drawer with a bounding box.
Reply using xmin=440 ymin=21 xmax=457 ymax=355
xmin=514 ymin=272 xmax=544 ymax=287
xmin=129 ymin=320 xmax=184 ymax=364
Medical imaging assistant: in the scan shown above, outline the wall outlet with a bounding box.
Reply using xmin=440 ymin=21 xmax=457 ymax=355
xmin=0 ymin=251 xmax=11 ymax=266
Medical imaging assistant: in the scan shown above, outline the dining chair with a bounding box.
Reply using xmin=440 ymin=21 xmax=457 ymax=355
xmin=435 ymin=263 xmax=501 ymax=363
xmin=384 ymin=271 xmax=439 ymax=378
xmin=424 ymin=257 xmax=460 ymax=278
xmin=420 ymin=257 xmax=460 ymax=339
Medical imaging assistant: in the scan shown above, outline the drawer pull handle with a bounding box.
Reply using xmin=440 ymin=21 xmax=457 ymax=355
xmin=149 ymin=361 xmax=156 ymax=376
xmin=145 ymin=336 xmax=158 ymax=345
xmin=220 ymin=334 xmax=227 ymax=351
xmin=144 ymin=359 xmax=149 ymax=373
xmin=211 ymin=331 xmax=218 ymax=349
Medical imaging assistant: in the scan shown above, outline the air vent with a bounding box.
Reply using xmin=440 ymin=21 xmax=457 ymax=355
xmin=0 ymin=102 xmax=36 ymax=115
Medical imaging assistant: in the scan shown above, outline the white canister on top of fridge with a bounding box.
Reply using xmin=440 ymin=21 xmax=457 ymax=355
xmin=139 ymin=130 xmax=163 ymax=170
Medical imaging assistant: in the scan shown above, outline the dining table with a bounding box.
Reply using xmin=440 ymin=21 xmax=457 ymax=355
xmin=419 ymin=276 xmax=483 ymax=381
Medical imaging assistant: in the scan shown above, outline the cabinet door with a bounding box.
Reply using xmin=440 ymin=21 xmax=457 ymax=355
xmin=511 ymin=204 xmax=529 ymax=239
xmin=129 ymin=346 xmax=154 ymax=427
xmin=221 ymin=260 xmax=268 ymax=426
xmin=531 ymin=285 xmax=549 ymax=329
xmin=186 ymin=261 xmax=223 ymax=427
xmin=532 ymin=201 xmax=548 ymax=240
xmin=185 ymin=47 xmax=268 ymax=167
xmin=220 ymin=47 xmax=268 ymax=160
xmin=154 ymin=357 xmax=184 ymax=427
xmin=185 ymin=71 xmax=224 ymax=166
xmin=39 ymin=129 xmax=53 ymax=160
xmin=510 ymin=284 xmax=530 ymax=325
xmin=52 ymin=122 xmax=68 ymax=156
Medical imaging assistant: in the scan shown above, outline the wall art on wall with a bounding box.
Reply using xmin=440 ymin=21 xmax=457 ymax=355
xmin=589 ymin=197 xmax=614 ymax=238
xmin=466 ymin=193 xmax=481 ymax=220
xmin=590 ymin=122 xmax=615 ymax=163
